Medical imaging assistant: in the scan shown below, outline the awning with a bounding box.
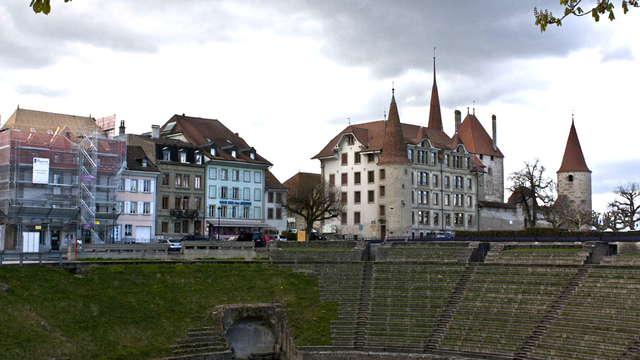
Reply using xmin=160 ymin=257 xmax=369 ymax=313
xmin=205 ymin=218 xmax=274 ymax=229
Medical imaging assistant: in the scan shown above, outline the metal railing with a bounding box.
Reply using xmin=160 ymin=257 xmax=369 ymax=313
xmin=0 ymin=252 xmax=64 ymax=266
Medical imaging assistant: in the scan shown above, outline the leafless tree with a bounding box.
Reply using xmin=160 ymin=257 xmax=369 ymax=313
xmin=508 ymin=158 xmax=555 ymax=228
xmin=279 ymin=175 xmax=344 ymax=240
xmin=607 ymin=183 xmax=640 ymax=230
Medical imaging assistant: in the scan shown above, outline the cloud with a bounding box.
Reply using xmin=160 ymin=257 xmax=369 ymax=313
xmin=591 ymin=159 xmax=640 ymax=194
xmin=601 ymin=46 xmax=635 ymax=62
xmin=14 ymin=83 xmax=70 ymax=98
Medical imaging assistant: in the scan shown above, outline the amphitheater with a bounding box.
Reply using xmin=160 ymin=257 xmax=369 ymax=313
xmin=170 ymin=238 xmax=640 ymax=360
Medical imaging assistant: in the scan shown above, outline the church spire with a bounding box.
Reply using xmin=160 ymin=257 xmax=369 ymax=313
xmin=379 ymin=86 xmax=409 ymax=164
xmin=558 ymin=118 xmax=591 ymax=173
xmin=427 ymin=53 xmax=443 ymax=131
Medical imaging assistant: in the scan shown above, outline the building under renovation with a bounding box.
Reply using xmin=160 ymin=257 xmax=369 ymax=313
xmin=0 ymin=108 xmax=126 ymax=251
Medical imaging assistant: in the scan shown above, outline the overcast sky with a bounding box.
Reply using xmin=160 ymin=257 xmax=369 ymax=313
xmin=1 ymin=0 xmax=638 ymax=213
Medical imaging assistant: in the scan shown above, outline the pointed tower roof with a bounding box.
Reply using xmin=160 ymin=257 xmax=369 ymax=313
xmin=379 ymin=89 xmax=410 ymax=165
xmin=558 ymin=120 xmax=590 ymax=173
xmin=427 ymin=57 xmax=443 ymax=131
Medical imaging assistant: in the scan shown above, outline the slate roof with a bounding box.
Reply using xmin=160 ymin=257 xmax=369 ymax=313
xmin=558 ymin=121 xmax=590 ymax=173
xmin=457 ymin=113 xmax=504 ymax=158
xmin=126 ymin=145 xmax=159 ymax=173
xmin=159 ymin=114 xmax=271 ymax=166
xmin=2 ymin=108 xmax=103 ymax=142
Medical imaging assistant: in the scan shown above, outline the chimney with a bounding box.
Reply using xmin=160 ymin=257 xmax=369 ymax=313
xmin=152 ymin=125 xmax=160 ymax=139
xmin=454 ymin=110 xmax=461 ymax=133
xmin=119 ymin=120 xmax=126 ymax=137
xmin=492 ymin=115 xmax=497 ymax=151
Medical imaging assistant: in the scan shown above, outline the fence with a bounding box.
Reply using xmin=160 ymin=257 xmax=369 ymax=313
xmin=0 ymin=251 xmax=64 ymax=266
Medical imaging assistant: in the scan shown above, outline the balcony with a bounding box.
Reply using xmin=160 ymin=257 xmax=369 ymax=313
xmin=170 ymin=209 xmax=199 ymax=218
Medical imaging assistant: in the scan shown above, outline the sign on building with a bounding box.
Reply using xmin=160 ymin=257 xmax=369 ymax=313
xmin=32 ymin=157 xmax=50 ymax=184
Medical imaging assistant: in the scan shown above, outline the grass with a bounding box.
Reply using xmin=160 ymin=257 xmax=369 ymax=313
xmin=280 ymin=247 xmax=353 ymax=251
xmin=0 ymin=263 xmax=337 ymax=360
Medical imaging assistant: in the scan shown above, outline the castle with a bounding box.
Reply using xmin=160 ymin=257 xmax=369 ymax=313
xmin=314 ymin=61 xmax=592 ymax=238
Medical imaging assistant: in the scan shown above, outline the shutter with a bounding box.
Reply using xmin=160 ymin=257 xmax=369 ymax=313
xmin=150 ymin=179 xmax=155 ymax=192
xmin=138 ymin=202 xmax=144 ymax=215
xmin=125 ymin=202 xmax=130 ymax=214
xmin=125 ymin=179 xmax=131 ymax=192
xmin=150 ymin=202 xmax=154 ymax=215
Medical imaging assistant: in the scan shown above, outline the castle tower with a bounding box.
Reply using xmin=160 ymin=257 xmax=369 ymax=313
xmin=557 ymin=119 xmax=592 ymax=214
xmin=427 ymin=57 xmax=443 ymax=131
xmin=378 ymin=88 xmax=412 ymax=239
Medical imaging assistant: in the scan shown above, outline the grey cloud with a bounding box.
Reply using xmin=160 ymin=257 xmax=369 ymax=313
xmin=591 ymin=159 xmax=640 ymax=194
xmin=14 ymin=84 xmax=70 ymax=98
xmin=601 ymin=47 xmax=635 ymax=62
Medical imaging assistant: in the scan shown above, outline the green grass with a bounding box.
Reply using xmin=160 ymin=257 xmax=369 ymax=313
xmin=280 ymin=247 xmax=352 ymax=251
xmin=0 ymin=264 xmax=337 ymax=360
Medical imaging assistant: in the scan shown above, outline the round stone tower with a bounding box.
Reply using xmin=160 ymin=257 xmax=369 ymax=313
xmin=557 ymin=120 xmax=592 ymax=213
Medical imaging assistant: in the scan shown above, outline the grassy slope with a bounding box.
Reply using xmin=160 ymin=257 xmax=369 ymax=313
xmin=0 ymin=264 xmax=337 ymax=360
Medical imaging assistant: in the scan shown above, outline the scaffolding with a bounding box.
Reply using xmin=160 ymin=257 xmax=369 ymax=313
xmin=0 ymin=129 xmax=125 ymax=251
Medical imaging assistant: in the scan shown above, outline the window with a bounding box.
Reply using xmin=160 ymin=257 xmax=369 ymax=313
xmin=368 ymin=190 xmax=375 ymax=203
xmin=179 ymin=151 xmax=187 ymax=163
xmin=243 ymin=170 xmax=251 ymax=182
xmin=243 ymin=207 xmax=251 ymax=219
xmin=232 ymin=170 xmax=240 ymax=181
xmin=163 ymin=149 xmax=171 ymax=161
xmin=379 ymin=205 xmax=385 ymax=216
xmin=220 ymin=187 xmax=228 ymax=199
xmin=341 ymin=192 xmax=347 ymax=204
xmin=182 ymin=174 xmax=189 ymax=188
xmin=276 ymin=192 xmax=282 ymax=203
xmin=354 ymin=212 xmax=361 ymax=225
xmin=379 ymin=169 xmax=385 ymax=180
xmin=219 ymin=205 xmax=228 ymax=217
xmin=444 ymin=154 xmax=450 ymax=166
xmin=118 ymin=179 xmax=125 ymax=191
xmin=346 ymin=135 xmax=355 ymax=145
xmin=162 ymin=196 xmax=169 ymax=210
xmin=254 ymin=171 xmax=261 ymax=183
xmin=276 ymin=208 xmax=282 ymax=219
xmin=208 ymin=205 xmax=216 ymax=217
xmin=341 ymin=212 xmax=347 ymax=225
xmin=254 ymin=188 xmax=261 ymax=201
xmin=129 ymin=201 xmax=137 ymax=214
xmin=368 ymin=171 xmax=375 ymax=183
xmin=220 ymin=169 xmax=228 ymax=180
xmin=174 ymin=196 xmax=182 ymax=209
xmin=379 ymin=185 xmax=385 ymax=197
xmin=268 ymin=208 xmax=274 ymax=219
xmin=195 ymin=197 xmax=202 ymax=211
xmin=143 ymin=202 xmax=151 ymax=215
xmin=468 ymin=214 xmax=474 ymax=226
xmin=195 ymin=176 xmax=201 ymax=189
xmin=182 ymin=220 xmax=189 ymax=234
xmin=142 ymin=158 xmax=148 ymax=167
xmin=430 ymin=152 xmax=436 ymax=165
xmin=243 ymin=188 xmax=250 ymax=200
xmin=329 ymin=174 xmax=335 ymax=186
xmin=195 ymin=153 xmax=202 ymax=164
xmin=444 ymin=176 xmax=450 ymax=189
xmin=182 ymin=197 xmax=189 ymax=210
xmin=354 ymin=191 xmax=361 ymax=204
xmin=433 ymin=213 xmax=439 ymax=226
xmin=465 ymin=157 xmax=470 ymax=169
xmin=568 ymin=174 xmax=574 ymax=182
xmin=125 ymin=224 xmax=133 ymax=236
xmin=232 ymin=188 xmax=239 ymax=199
xmin=467 ymin=178 xmax=473 ymax=190
xmin=254 ymin=207 xmax=261 ymax=219
xmin=162 ymin=174 xmax=170 ymax=186
xmin=354 ymin=172 xmax=361 ymax=185
xmin=143 ymin=180 xmax=151 ymax=193
xmin=341 ymin=153 xmax=348 ymax=166
xmin=174 ymin=221 xmax=181 ymax=234
xmin=209 ymin=185 xmax=217 ymax=199
xmin=231 ymin=150 xmax=237 ymax=158
xmin=130 ymin=179 xmax=138 ymax=192
xmin=467 ymin=196 xmax=473 ymax=208
xmin=446 ymin=213 xmax=451 ymax=226
xmin=488 ymin=167 xmax=493 ymax=175
xmin=408 ymin=149 xmax=413 ymax=162
xmin=454 ymin=193 xmax=463 ymax=207
xmin=175 ymin=174 xmax=182 ymax=187
xmin=209 ymin=168 xmax=217 ymax=180
xmin=268 ymin=192 xmax=274 ymax=203
xmin=161 ymin=221 xmax=168 ymax=233
xmin=432 ymin=174 xmax=439 ymax=187
xmin=117 ymin=201 xmax=124 ymax=214
xmin=341 ymin=173 xmax=348 ymax=186
xmin=354 ymin=152 xmax=361 ymax=164
xmin=433 ymin=192 xmax=439 ymax=205
xmin=367 ymin=154 xmax=374 ymax=163
xmin=444 ymin=194 xmax=450 ymax=206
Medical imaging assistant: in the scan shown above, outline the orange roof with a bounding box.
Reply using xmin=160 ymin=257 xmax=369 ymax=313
xmin=428 ymin=82 xmax=442 ymax=130
xmin=558 ymin=121 xmax=590 ymax=173
xmin=457 ymin=114 xmax=503 ymax=158
xmin=379 ymin=92 xmax=410 ymax=164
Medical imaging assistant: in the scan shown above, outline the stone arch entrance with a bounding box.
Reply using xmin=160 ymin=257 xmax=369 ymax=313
xmin=213 ymin=304 xmax=294 ymax=360
xmin=226 ymin=316 xmax=276 ymax=359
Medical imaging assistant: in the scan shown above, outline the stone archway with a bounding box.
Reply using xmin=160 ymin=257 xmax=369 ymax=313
xmin=212 ymin=304 xmax=294 ymax=360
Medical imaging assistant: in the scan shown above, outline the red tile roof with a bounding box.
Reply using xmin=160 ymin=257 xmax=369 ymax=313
xmin=428 ymin=82 xmax=443 ymax=130
xmin=379 ymin=92 xmax=410 ymax=164
xmin=558 ymin=121 xmax=590 ymax=173
xmin=265 ymin=170 xmax=287 ymax=190
xmin=457 ymin=114 xmax=504 ymax=158
xmin=159 ymin=114 xmax=271 ymax=166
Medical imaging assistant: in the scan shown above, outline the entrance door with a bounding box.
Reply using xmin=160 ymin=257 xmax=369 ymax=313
xmin=380 ymin=225 xmax=386 ymax=240
xmin=22 ymin=232 xmax=40 ymax=253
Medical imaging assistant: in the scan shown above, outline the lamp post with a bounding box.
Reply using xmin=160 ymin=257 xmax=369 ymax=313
xmin=217 ymin=207 xmax=221 ymax=240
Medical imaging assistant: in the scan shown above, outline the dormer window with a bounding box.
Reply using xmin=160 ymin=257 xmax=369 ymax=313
xmin=179 ymin=149 xmax=187 ymax=163
xmin=231 ymin=150 xmax=237 ymax=158
xmin=346 ymin=135 xmax=355 ymax=145
xmin=163 ymin=148 xmax=171 ymax=161
xmin=250 ymin=153 xmax=255 ymax=160
xmin=211 ymin=148 xmax=217 ymax=156
xmin=142 ymin=159 xmax=148 ymax=167
xmin=195 ymin=152 xmax=202 ymax=164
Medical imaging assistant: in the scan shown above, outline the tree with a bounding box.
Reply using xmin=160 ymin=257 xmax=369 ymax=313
xmin=535 ymin=0 xmax=638 ymax=32
xmin=508 ymin=158 xmax=555 ymax=228
xmin=279 ymin=174 xmax=344 ymax=240
xmin=29 ymin=0 xmax=71 ymax=15
xmin=607 ymin=182 xmax=640 ymax=230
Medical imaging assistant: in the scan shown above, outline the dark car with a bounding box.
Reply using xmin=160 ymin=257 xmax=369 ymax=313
xmin=180 ymin=234 xmax=207 ymax=241
xmin=237 ymin=232 xmax=265 ymax=247
xmin=309 ymin=232 xmax=326 ymax=241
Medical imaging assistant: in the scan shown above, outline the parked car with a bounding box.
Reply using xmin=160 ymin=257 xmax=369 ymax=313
xmin=309 ymin=232 xmax=326 ymax=241
xmin=278 ymin=235 xmax=287 ymax=241
xmin=237 ymin=232 xmax=265 ymax=247
xmin=264 ymin=235 xmax=276 ymax=242
xmin=435 ymin=232 xmax=453 ymax=239
xmin=180 ymin=234 xmax=207 ymax=241
xmin=167 ymin=238 xmax=182 ymax=251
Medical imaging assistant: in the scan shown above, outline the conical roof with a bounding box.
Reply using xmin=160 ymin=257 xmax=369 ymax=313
xmin=558 ymin=120 xmax=590 ymax=173
xmin=379 ymin=90 xmax=410 ymax=164
xmin=427 ymin=59 xmax=443 ymax=130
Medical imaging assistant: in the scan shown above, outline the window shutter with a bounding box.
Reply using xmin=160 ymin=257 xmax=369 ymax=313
xmin=138 ymin=202 xmax=144 ymax=214
xmin=125 ymin=179 xmax=131 ymax=192
xmin=125 ymin=202 xmax=130 ymax=214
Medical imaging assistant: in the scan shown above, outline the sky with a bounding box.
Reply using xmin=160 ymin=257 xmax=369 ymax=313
xmin=1 ymin=0 xmax=638 ymax=213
